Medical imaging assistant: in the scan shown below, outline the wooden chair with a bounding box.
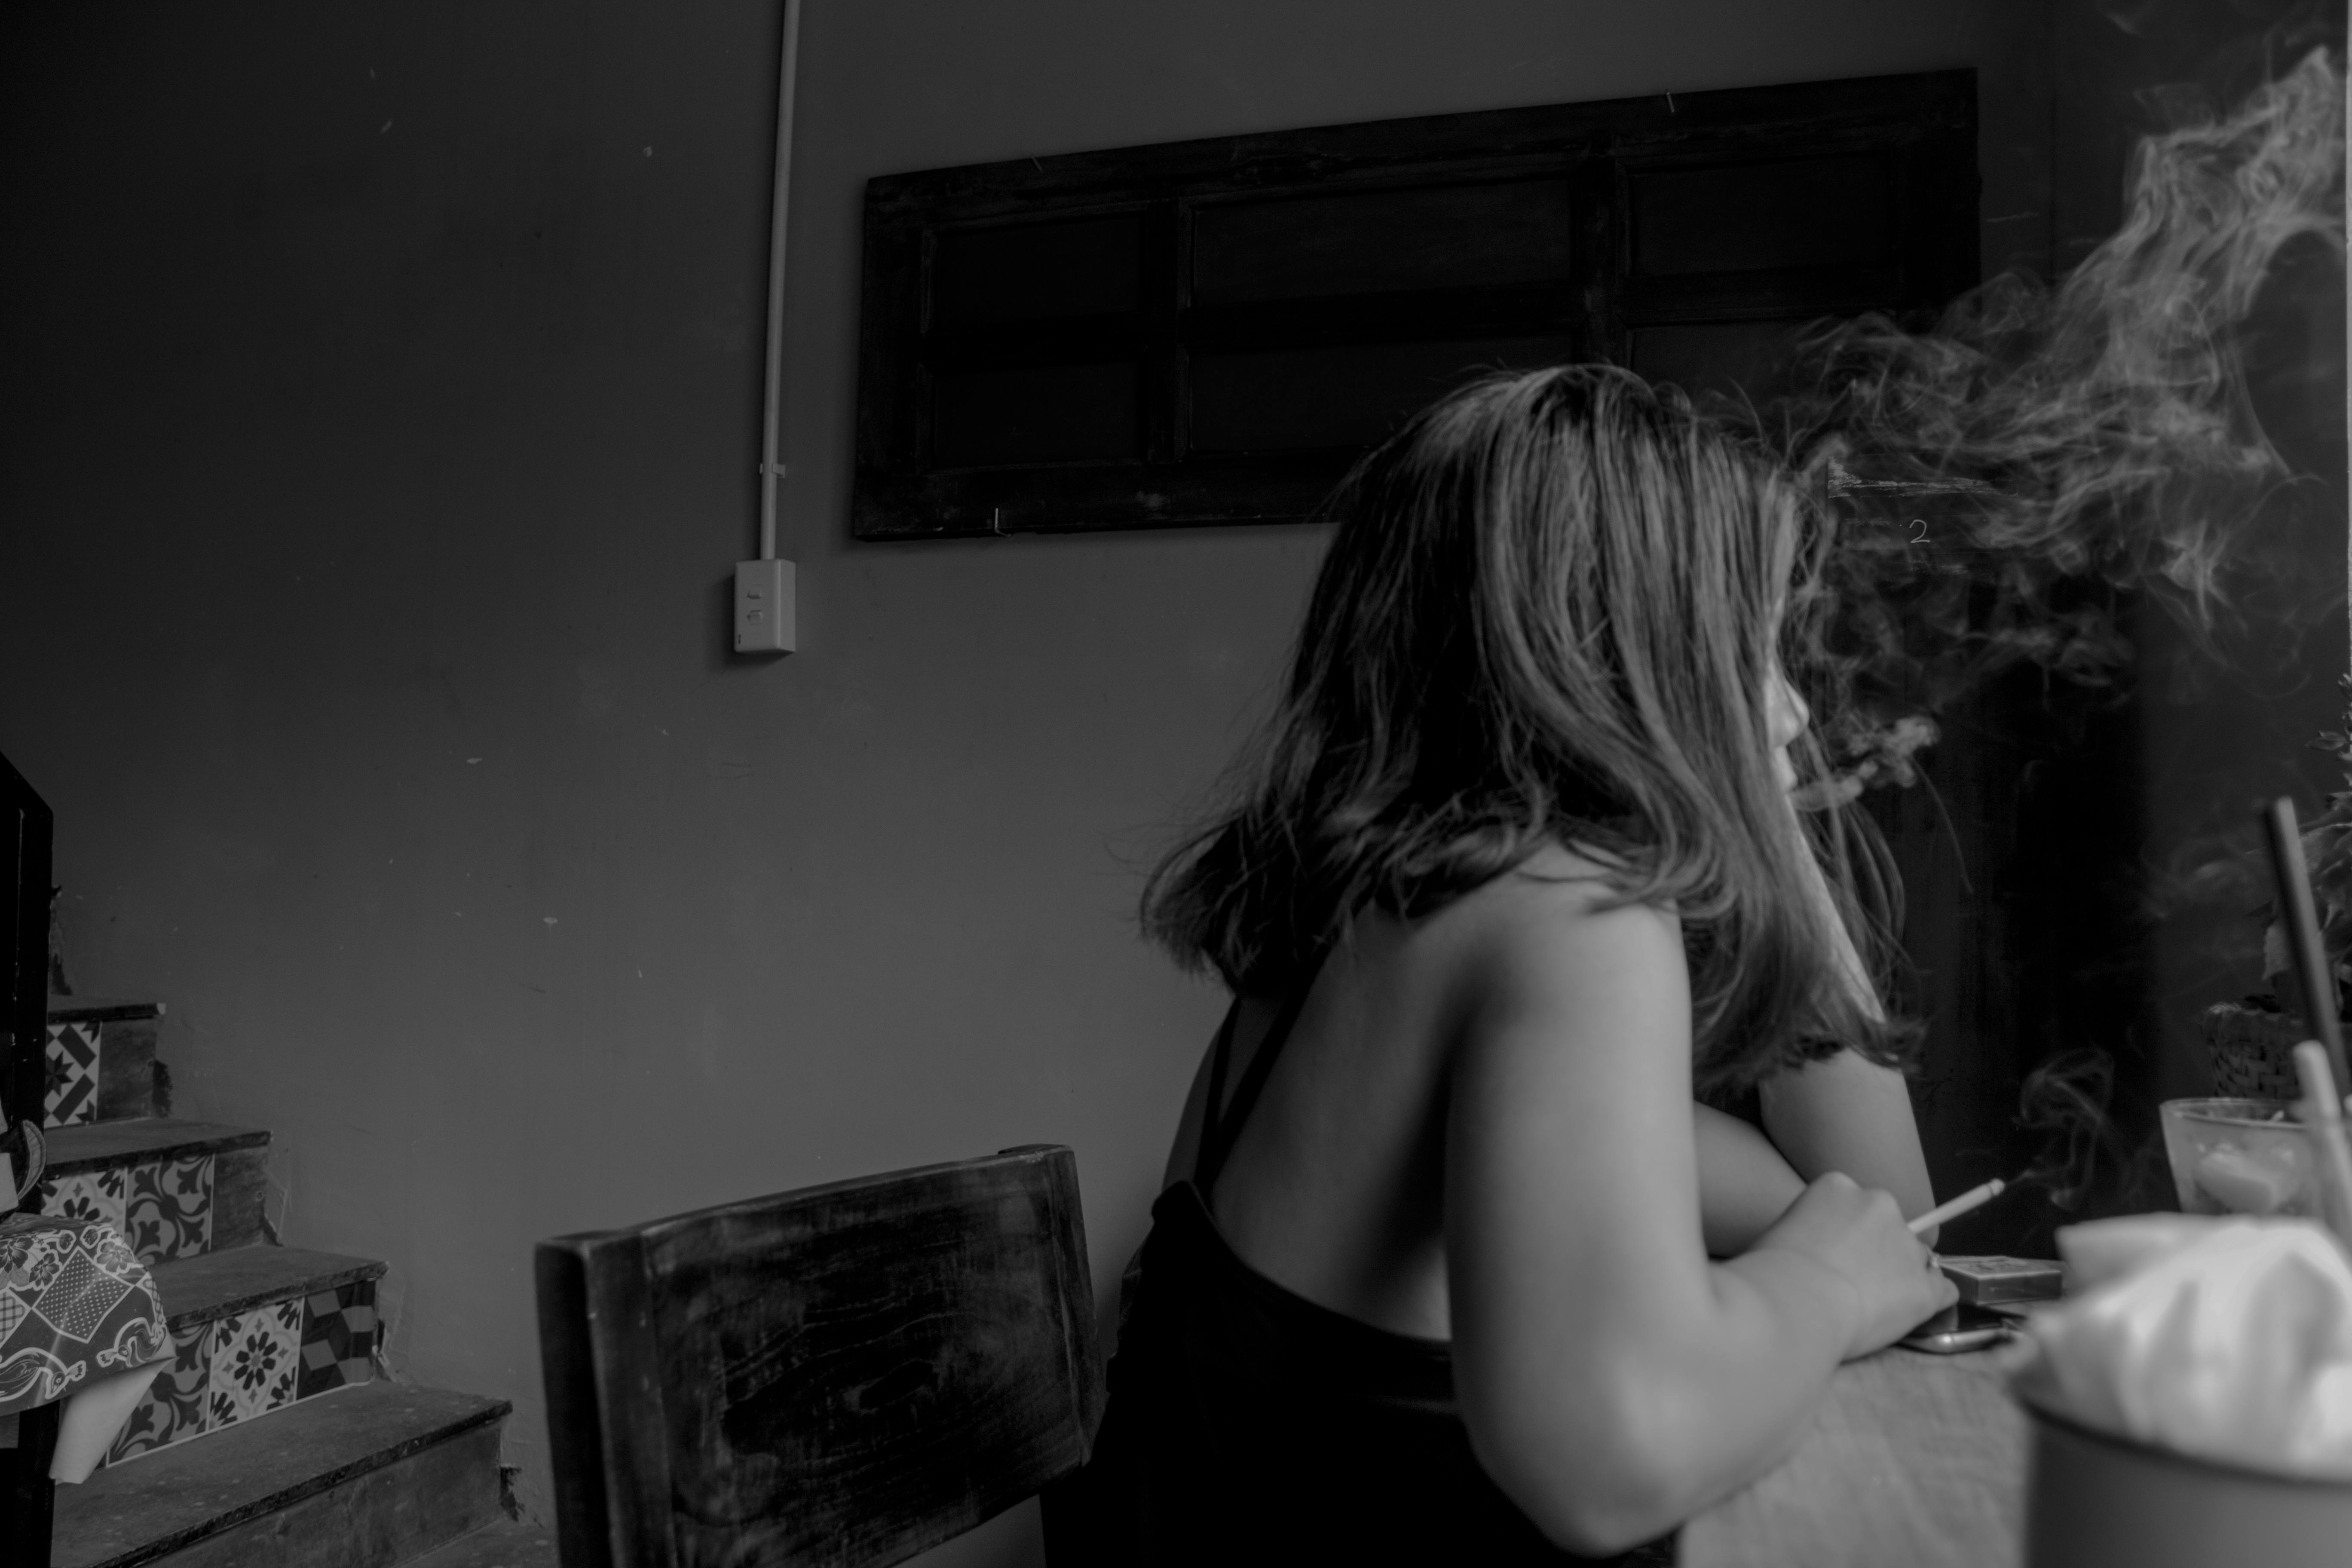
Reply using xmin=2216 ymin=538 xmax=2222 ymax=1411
xmin=536 ymin=1144 xmax=1102 ymax=1568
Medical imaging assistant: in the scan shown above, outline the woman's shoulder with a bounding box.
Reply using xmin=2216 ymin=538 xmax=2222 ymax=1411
xmin=1443 ymin=839 xmax=1663 ymax=927
xmin=1503 ymin=838 xmax=1633 ymax=891
xmin=1410 ymin=840 xmax=1681 ymax=1000
xmin=1352 ymin=839 xmax=1690 ymax=1104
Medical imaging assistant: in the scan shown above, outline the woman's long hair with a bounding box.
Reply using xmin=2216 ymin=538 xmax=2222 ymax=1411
xmin=1142 ymin=365 xmax=1914 ymax=1093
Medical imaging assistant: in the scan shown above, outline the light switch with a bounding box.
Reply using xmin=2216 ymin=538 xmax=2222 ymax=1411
xmin=734 ymin=558 xmax=796 ymax=655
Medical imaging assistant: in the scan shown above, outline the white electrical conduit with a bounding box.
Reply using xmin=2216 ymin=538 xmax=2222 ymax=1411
xmin=759 ymin=0 xmax=804 ymax=562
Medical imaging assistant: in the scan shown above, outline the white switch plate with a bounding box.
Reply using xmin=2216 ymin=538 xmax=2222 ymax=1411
xmin=734 ymin=558 xmax=796 ymax=654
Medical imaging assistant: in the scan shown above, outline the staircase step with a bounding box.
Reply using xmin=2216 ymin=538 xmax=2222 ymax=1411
xmin=100 ymin=1246 xmax=390 ymax=1467
xmin=38 ymin=1119 xmax=273 ymax=1263
xmin=151 ymin=1246 xmax=384 ymax=1332
xmin=45 ymin=996 xmax=168 ymax=1127
xmin=108 ymin=1247 xmax=388 ymax=1464
xmin=53 ymin=1383 xmax=511 ymax=1568
xmin=44 ymin=1119 xmax=268 ymax=1174
xmin=402 ymin=1520 xmax=557 ymax=1568
xmin=44 ymin=998 xmax=163 ymax=1025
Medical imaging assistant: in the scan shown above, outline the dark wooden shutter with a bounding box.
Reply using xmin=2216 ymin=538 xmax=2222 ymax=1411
xmin=852 ymin=69 xmax=1977 ymax=539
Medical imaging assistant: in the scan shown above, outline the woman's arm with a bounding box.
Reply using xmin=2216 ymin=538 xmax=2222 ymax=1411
xmin=1445 ymin=874 xmax=1953 ymax=1553
xmin=1761 ymin=805 xmax=1938 ymax=1223
xmin=1694 ymin=1102 xmax=1804 ymax=1256
xmin=1758 ymin=1051 xmax=1935 ymax=1222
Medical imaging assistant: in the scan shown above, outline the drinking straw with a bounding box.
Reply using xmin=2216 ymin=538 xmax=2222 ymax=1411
xmin=1908 ymin=1177 xmax=2006 ymax=1234
xmin=2291 ymin=1041 xmax=2352 ymax=1246
xmin=2262 ymin=797 xmax=2352 ymax=1096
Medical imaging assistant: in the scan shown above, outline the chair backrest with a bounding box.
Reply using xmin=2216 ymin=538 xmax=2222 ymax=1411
xmin=536 ymin=1143 xmax=1101 ymax=1568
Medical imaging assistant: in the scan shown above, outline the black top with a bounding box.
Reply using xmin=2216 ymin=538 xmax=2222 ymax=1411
xmin=1043 ymin=987 xmax=1678 ymax=1566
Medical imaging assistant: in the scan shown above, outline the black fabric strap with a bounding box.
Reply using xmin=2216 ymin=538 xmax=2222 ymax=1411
xmin=1194 ymin=970 xmax=1322 ymax=1203
xmin=1195 ymin=1000 xmax=1242 ymax=1192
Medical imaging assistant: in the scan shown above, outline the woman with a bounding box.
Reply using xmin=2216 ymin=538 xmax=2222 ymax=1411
xmin=1049 ymin=366 xmax=1954 ymax=1564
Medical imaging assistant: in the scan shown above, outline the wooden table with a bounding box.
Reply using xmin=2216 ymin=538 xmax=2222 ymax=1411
xmin=1682 ymin=1346 xmax=2029 ymax=1568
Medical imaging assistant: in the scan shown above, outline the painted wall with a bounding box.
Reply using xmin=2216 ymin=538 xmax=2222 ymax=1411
xmin=1 ymin=3 xmax=2051 ymax=1561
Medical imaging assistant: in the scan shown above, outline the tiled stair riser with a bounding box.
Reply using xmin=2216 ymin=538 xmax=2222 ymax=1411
xmin=46 ymin=1018 xmax=102 ymax=1127
xmin=42 ymin=1143 xmax=272 ymax=1257
xmin=104 ymin=1279 xmax=380 ymax=1467
xmin=43 ymin=1006 xmax=165 ymax=1128
xmin=43 ymin=1155 xmax=213 ymax=1266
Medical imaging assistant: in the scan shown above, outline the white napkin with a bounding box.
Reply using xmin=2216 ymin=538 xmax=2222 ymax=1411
xmin=2021 ymin=1214 xmax=2352 ymax=1479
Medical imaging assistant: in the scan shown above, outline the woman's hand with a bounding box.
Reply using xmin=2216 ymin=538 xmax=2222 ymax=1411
xmin=1749 ymin=1172 xmax=1956 ymax=1359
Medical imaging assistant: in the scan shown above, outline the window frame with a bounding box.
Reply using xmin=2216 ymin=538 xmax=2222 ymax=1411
xmin=852 ymin=69 xmax=1978 ymax=540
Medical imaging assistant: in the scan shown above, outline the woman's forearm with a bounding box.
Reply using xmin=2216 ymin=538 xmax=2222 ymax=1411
xmin=1758 ymin=1052 xmax=1935 ymax=1219
xmin=1476 ymin=1220 xmax=1859 ymax=1551
xmin=1693 ymin=1102 xmax=1804 ymax=1256
xmin=1766 ymin=798 xmax=1937 ymax=1219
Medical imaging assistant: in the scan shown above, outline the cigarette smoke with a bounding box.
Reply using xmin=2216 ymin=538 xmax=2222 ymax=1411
xmin=1752 ymin=48 xmax=2346 ymax=791
xmin=1714 ymin=32 xmax=2344 ymax=1237
xmin=2013 ymin=1047 xmax=2158 ymax=1211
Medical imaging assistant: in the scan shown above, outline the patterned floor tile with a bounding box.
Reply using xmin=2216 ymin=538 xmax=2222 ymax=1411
xmin=105 ymin=1321 xmax=211 ymax=1464
xmin=207 ymin=1300 xmax=301 ymax=1429
xmin=43 ymin=1023 xmax=100 ymax=1127
xmin=43 ymin=1167 xmax=128 ymax=1237
xmin=296 ymin=1280 xmax=380 ymax=1399
xmin=125 ymin=1156 xmax=213 ymax=1265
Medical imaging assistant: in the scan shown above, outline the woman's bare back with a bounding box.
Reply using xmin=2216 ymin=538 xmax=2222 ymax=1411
xmin=1163 ymin=850 xmax=1616 ymax=1341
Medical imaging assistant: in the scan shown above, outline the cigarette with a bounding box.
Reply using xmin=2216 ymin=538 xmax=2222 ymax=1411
xmin=1909 ymin=1178 xmax=2006 ymax=1234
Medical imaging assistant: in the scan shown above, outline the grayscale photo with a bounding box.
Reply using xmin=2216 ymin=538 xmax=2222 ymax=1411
xmin=3 ymin=3 xmax=2349 ymax=1565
